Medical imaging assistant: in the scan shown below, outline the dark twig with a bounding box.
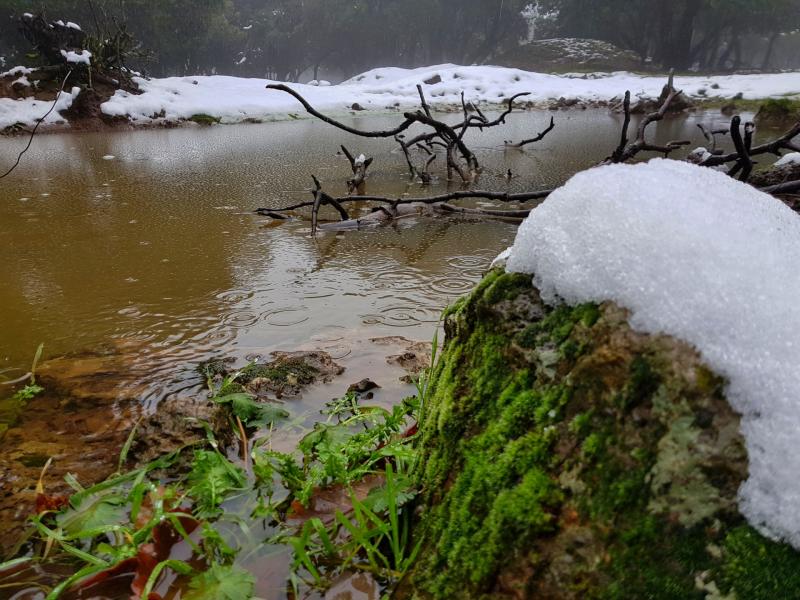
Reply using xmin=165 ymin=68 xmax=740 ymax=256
xmin=697 ymin=124 xmax=729 ymax=154
xmin=605 ymin=73 xmax=690 ymax=164
xmin=266 ymin=84 xmax=417 ymax=138
xmin=506 ymin=115 xmax=556 ymax=149
xmin=340 ymin=145 xmax=373 ymax=195
xmin=609 ymin=91 xmax=632 ymax=163
xmin=1 ymin=69 xmax=73 ymax=179
xmin=761 ymin=180 xmax=800 ymax=195
xmin=728 ymin=117 xmax=754 ymax=182
xmin=702 ymin=121 xmax=800 ymax=167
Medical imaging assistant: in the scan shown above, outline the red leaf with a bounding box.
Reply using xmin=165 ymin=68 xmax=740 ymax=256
xmin=35 ymin=493 xmax=69 ymax=514
xmin=73 ymin=517 xmax=199 ymax=600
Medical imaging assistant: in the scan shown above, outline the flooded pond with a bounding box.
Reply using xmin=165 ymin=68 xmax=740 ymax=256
xmin=0 ymin=109 xmax=747 ymax=396
xmin=0 ymin=108 xmax=755 ymax=598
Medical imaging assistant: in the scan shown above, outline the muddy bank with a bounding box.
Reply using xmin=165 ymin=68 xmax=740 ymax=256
xmin=403 ymin=270 xmax=800 ymax=599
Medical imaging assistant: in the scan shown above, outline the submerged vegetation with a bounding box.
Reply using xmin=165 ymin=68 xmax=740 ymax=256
xmin=0 ymin=350 xmax=432 ymax=598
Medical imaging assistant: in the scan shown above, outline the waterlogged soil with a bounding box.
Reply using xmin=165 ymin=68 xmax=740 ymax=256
xmin=0 ymin=109 xmax=771 ymax=598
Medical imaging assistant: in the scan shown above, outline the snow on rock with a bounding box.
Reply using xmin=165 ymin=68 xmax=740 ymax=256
xmin=775 ymin=153 xmax=800 ymax=167
xmin=0 ymin=86 xmax=80 ymax=129
xmin=65 ymin=21 xmax=82 ymax=31
xmin=505 ymin=158 xmax=800 ymax=548
xmin=61 ymin=49 xmax=91 ymax=65
xmin=99 ymin=64 xmax=800 ymax=125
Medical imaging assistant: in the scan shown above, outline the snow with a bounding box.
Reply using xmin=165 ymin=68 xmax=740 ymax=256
xmin=99 ymin=64 xmax=800 ymax=125
xmin=61 ymin=49 xmax=92 ymax=66
xmin=66 ymin=21 xmax=82 ymax=31
xmin=1 ymin=66 xmax=32 ymax=78
xmin=504 ymin=158 xmax=800 ymax=548
xmin=687 ymin=147 xmax=713 ymax=164
xmin=775 ymin=153 xmax=800 ymax=167
xmin=0 ymin=86 xmax=80 ymax=129
xmin=12 ymin=76 xmax=31 ymax=88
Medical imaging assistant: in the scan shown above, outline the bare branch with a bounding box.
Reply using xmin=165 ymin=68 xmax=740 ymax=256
xmin=266 ymin=83 xmax=416 ymax=138
xmin=702 ymin=121 xmax=800 ymax=167
xmin=506 ymin=116 xmax=556 ymax=149
xmin=605 ymin=74 xmax=688 ymax=164
xmin=762 ymin=180 xmax=800 ymax=195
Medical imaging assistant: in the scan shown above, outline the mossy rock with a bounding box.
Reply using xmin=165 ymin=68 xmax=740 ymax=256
xmin=403 ymin=270 xmax=800 ymax=599
xmin=754 ymin=98 xmax=800 ymax=125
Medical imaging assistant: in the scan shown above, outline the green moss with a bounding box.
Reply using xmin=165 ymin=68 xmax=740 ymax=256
xmin=238 ymin=359 xmax=318 ymax=385
xmin=408 ymin=270 xmax=800 ymax=600
xmin=755 ymin=98 xmax=800 ymax=124
xmin=617 ymin=356 xmax=660 ymax=411
xmin=516 ymin=302 xmax=600 ymax=351
xmin=719 ymin=526 xmax=800 ymax=600
xmin=601 ymin=519 xmax=711 ymax=600
xmin=480 ymin=272 xmax=532 ymax=306
xmin=188 ymin=113 xmax=222 ymax=125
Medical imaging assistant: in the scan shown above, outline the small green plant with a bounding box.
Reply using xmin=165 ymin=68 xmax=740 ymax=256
xmin=9 ymin=328 xmax=443 ymax=598
xmin=6 ymin=343 xmax=46 ymax=402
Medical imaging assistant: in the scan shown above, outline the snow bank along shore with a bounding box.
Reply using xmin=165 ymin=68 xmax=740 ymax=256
xmin=2 ymin=63 xmax=800 ymax=130
xmin=505 ymin=159 xmax=800 ymax=548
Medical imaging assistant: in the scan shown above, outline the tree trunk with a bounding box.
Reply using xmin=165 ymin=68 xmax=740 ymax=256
xmin=761 ymin=31 xmax=780 ymax=70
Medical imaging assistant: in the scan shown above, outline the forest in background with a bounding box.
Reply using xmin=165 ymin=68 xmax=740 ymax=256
xmin=0 ymin=0 xmax=799 ymax=81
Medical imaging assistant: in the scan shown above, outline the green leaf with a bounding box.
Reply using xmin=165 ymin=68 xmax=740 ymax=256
xmin=183 ymin=564 xmax=255 ymax=600
xmin=13 ymin=384 xmax=44 ymax=402
xmin=214 ymin=393 xmax=289 ymax=427
xmin=187 ymin=450 xmax=246 ymax=519
xmin=56 ymin=492 xmax=127 ymax=538
xmin=362 ymin=475 xmax=418 ymax=514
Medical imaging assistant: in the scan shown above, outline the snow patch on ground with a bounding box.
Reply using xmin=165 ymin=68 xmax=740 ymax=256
xmin=505 ymin=158 xmax=800 ymax=548
xmin=775 ymin=152 xmax=800 ymax=167
xmin=99 ymin=64 xmax=800 ymax=125
xmin=0 ymin=86 xmax=80 ymax=129
xmin=1 ymin=65 xmax=32 ymax=78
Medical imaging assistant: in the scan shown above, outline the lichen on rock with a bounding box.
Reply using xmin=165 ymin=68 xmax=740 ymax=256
xmin=403 ymin=270 xmax=800 ymax=600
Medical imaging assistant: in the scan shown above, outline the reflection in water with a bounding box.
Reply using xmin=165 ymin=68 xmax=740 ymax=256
xmin=0 ymin=109 xmax=751 ymax=406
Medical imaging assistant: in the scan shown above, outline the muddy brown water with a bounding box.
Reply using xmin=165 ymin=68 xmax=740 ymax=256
xmin=0 ymin=108 xmax=757 ymax=598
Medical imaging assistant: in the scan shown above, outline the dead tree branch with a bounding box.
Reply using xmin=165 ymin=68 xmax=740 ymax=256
xmin=761 ymin=180 xmax=800 ymax=195
xmin=267 ymin=83 xmax=531 ymax=183
xmin=309 ymin=175 xmax=350 ymax=235
xmin=701 ymin=121 xmax=800 ymax=167
xmin=505 ymin=115 xmax=556 ymax=149
xmin=256 ymin=187 xmax=552 ymax=221
xmin=697 ymin=124 xmax=729 ymax=154
xmin=727 ymin=117 xmax=754 ymax=182
xmin=340 ymin=145 xmax=373 ymax=194
xmin=604 ymin=73 xmax=691 ymax=164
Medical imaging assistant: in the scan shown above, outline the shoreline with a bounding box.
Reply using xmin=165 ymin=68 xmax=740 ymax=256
xmin=2 ymin=64 xmax=798 ymax=135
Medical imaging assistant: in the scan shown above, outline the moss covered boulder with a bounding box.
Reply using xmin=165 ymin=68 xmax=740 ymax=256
xmin=404 ymin=270 xmax=800 ymax=599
